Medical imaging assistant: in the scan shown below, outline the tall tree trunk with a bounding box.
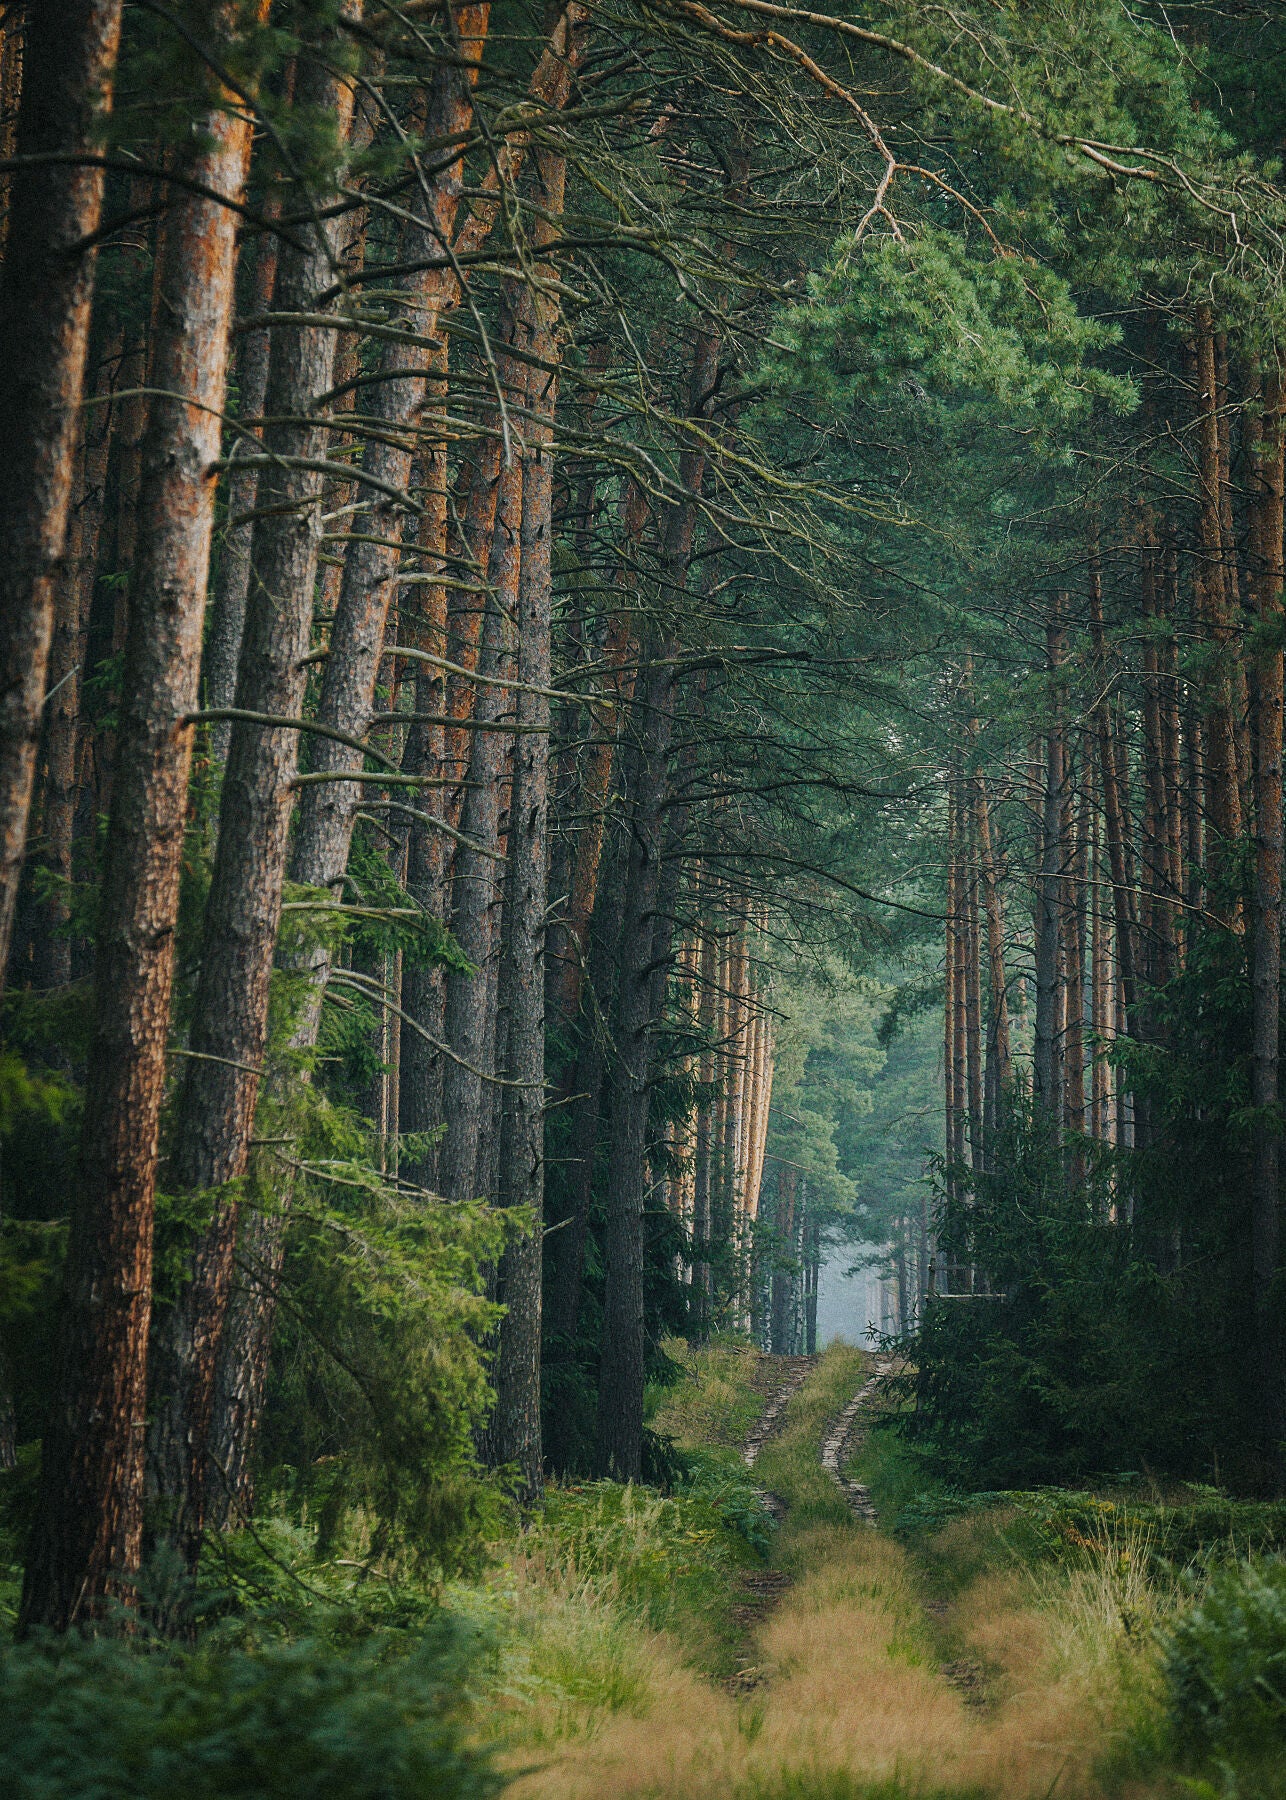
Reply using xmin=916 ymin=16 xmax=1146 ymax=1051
xmin=88 ymin=234 xmax=151 ymax=824
xmin=438 ymin=445 xmax=522 ymax=1201
xmin=21 ymin=10 xmax=258 ymax=1630
xmin=595 ymin=643 xmax=675 ymax=1480
xmin=1216 ymin=332 xmax=1253 ymax=819
xmin=944 ymin=779 xmax=959 ymax=1224
xmin=690 ymin=911 xmax=718 ymax=1336
xmin=144 ymin=32 xmax=360 ymax=1578
xmin=1089 ymin=555 xmax=1139 ymax=1019
xmin=1064 ymin=748 xmax=1090 ymax=1152
xmin=771 ymin=1166 xmax=796 ymax=1355
xmin=0 ymin=7 xmax=25 ymax=255
xmin=973 ymin=763 xmax=1010 ymax=1158
xmin=1193 ymin=313 xmax=1244 ymax=872
xmin=284 ymin=6 xmax=494 ymax=995
xmin=396 ymin=348 xmax=453 ymax=1191
xmin=1140 ymin=534 xmax=1175 ymax=985
xmin=38 ymin=344 xmax=116 ymax=989
xmin=1248 ymin=367 xmax=1286 ymax=1465
xmin=1034 ymin=596 xmax=1066 ymax=1124
xmin=804 ymin=1198 xmax=818 ymax=1355
xmin=549 ymin=484 xmax=647 ymax=1034
xmin=1090 ymin=788 xmax=1112 ymax=1148
xmin=595 ymin=314 xmax=717 ymax=1474
xmin=0 ymin=0 xmax=122 ymax=993
xmin=542 ymin=816 xmax=627 ymax=1470
xmin=203 ymin=217 xmax=280 ymax=764
xmin=1161 ymin=527 xmax=1186 ymax=963
xmin=485 ymin=127 xmax=566 ymax=1487
xmin=963 ymin=824 xmax=984 ymax=1171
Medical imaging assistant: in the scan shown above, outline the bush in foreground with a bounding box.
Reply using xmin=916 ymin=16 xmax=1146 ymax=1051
xmin=0 ymin=1622 xmax=500 ymax=1800
xmin=1163 ymin=1555 xmax=1286 ymax=1775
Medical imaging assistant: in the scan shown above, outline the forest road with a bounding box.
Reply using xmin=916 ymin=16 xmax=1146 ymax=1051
xmin=823 ymin=1355 xmax=992 ymax=1709
xmin=821 ymin=1353 xmax=899 ymax=1521
xmin=726 ymin=1353 xmax=817 ymax=1686
xmin=741 ymin=1353 xmax=816 ymax=1476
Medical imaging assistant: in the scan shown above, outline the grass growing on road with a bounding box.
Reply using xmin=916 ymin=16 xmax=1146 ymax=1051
xmin=754 ymin=1344 xmax=865 ymax=1544
xmin=492 ymin=1341 xmax=1286 ymax=1798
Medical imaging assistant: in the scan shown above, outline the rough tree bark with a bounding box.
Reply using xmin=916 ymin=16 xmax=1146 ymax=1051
xmin=1090 ymin=790 xmax=1113 ymax=1149
xmin=145 ymin=31 xmax=361 ymax=1577
xmin=21 ymin=6 xmax=259 ymax=1630
xmin=1089 ymin=554 xmax=1139 ymax=1019
xmin=1139 ymin=534 xmax=1176 ymax=985
xmin=1193 ymin=314 xmax=1243 ymax=869
xmin=1063 ymin=750 xmax=1090 ymax=1149
xmin=284 ymin=4 xmax=494 ymax=1001
xmin=690 ymin=908 xmax=718 ymax=1331
xmin=542 ymin=814 xmax=627 ymax=1466
xmin=0 ymin=0 xmax=123 ymax=993
xmin=203 ymin=216 xmax=279 ymax=764
xmin=38 ymin=342 xmax=117 ymax=989
xmin=1033 ymin=596 xmax=1067 ymax=1124
xmin=484 ymin=122 xmax=570 ymax=1489
xmin=944 ymin=778 xmax=959 ymax=1223
xmin=595 ymin=320 xmax=717 ymax=1478
xmin=1248 ymin=368 xmax=1286 ymax=1465
xmin=438 ymin=444 xmax=522 ymax=1201
xmin=287 ymin=0 xmax=580 ymax=1051
xmin=550 ymin=482 xmax=647 ymax=1033
xmin=963 ymin=825 xmax=984 ymax=1171
xmin=594 ymin=643 xmax=675 ymax=1480
xmin=973 ymin=761 xmax=1010 ymax=1154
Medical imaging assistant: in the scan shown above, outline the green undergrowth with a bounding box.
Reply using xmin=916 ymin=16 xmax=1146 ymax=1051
xmin=851 ymin=1414 xmax=1286 ymax=1797
xmin=647 ymin=1333 xmax=769 ymax=1451
xmin=1160 ymin=1555 xmax=1286 ymax=1798
xmin=850 ymin=1399 xmax=1286 ymax=1570
xmin=0 ymin=1618 xmax=501 ymax=1799
xmin=0 ymin=1338 xmax=781 ymax=1789
xmin=507 ymin=1472 xmax=770 ymax=1675
xmin=453 ymin=1339 xmax=782 ymax=1734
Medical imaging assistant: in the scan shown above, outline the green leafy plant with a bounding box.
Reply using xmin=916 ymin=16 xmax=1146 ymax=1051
xmin=0 ymin=1623 xmax=501 ymax=1800
xmin=1163 ymin=1557 xmax=1286 ymax=1767
xmin=677 ymin=1447 xmax=779 ymax=1559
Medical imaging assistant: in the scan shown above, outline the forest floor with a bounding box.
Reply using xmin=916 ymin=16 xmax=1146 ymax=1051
xmin=11 ymin=1340 xmax=1281 ymax=1796
xmin=487 ymin=1342 xmax=1188 ymax=1800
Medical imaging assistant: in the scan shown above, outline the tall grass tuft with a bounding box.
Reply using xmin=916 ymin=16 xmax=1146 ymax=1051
xmin=648 ymin=1335 xmax=767 ymax=1450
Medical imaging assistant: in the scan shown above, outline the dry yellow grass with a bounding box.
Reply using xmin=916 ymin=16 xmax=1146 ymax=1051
xmin=499 ymin=1507 xmax=1175 ymax=1800
xmin=490 ymin=1347 xmax=1177 ymax=1799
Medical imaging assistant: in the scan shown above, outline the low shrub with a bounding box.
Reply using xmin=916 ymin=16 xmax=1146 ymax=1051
xmin=989 ymin=1489 xmax=1286 ymax=1578
xmin=194 ymin=1514 xmax=453 ymax=1646
xmin=1163 ymin=1556 xmax=1286 ymax=1766
xmin=0 ymin=1621 xmax=499 ymax=1799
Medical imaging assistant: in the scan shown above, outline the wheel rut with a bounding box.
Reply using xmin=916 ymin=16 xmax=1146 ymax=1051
xmin=822 ymin=1356 xmax=992 ymax=1711
xmin=821 ymin=1353 xmax=898 ymax=1522
xmin=741 ymin=1352 xmax=814 ymax=1514
xmin=726 ymin=1352 xmax=816 ymax=1691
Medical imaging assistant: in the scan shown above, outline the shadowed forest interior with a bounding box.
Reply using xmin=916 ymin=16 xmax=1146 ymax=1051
xmin=7 ymin=2 xmax=1286 ymax=1795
